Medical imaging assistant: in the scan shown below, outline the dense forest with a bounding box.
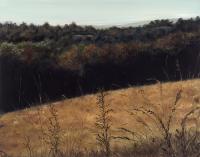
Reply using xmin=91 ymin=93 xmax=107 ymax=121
xmin=0 ymin=17 xmax=200 ymax=112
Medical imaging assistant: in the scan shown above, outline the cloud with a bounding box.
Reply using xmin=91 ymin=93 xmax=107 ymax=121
xmin=0 ymin=0 xmax=8 ymax=7
xmin=0 ymin=0 xmax=199 ymax=25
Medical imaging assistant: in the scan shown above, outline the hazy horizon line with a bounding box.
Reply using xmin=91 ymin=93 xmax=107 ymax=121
xmin=0 ymin=16 xmax=199 ymax=27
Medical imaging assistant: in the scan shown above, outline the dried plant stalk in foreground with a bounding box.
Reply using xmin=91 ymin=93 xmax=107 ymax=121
xmin=95 ymin=89 xmax=113 ymax=157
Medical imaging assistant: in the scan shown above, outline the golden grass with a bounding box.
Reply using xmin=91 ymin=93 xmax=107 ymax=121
xmin=0 ymin=79 xmax=199 ymax=156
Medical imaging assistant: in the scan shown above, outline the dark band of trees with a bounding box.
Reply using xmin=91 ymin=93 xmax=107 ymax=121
xmin=0 ymin=17 xmax=200 ymax=112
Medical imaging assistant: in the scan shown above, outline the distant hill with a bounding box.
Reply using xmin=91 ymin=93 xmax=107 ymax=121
xmin=93 ymin=18 xmax=179 ymax=29
xmin=93 ymin=20 xmax=150 ymax=29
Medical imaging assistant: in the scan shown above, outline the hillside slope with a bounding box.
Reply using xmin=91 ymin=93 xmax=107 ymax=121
xmin=0 ymin=79 xmax=199 ymax=156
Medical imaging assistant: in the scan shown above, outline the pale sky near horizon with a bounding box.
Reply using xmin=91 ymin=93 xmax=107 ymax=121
xmin=0 ymin=0 xmax=200 ymax=25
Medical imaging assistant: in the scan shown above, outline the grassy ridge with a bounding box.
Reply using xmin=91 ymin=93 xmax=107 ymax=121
xmin=0 ymin=79 xmax=199 ymax=156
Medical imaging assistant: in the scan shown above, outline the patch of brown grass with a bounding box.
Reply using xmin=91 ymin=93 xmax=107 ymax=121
xmin=0 ymin=79 xmax=199 ymax=156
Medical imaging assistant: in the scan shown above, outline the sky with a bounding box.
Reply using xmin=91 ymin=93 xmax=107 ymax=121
xmin=0 ymin=0 xmax=200 ymax=26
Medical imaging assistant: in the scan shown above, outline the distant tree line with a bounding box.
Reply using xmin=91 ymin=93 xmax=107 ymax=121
xmin=0 ymin=18 xmax=200 ymax=45
xmin=0 ymin=17 xmax=200 ymax=112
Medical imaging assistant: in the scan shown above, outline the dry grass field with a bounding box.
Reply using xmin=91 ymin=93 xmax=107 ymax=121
xmin=0 ymin=79 xmax=200 ymax=157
